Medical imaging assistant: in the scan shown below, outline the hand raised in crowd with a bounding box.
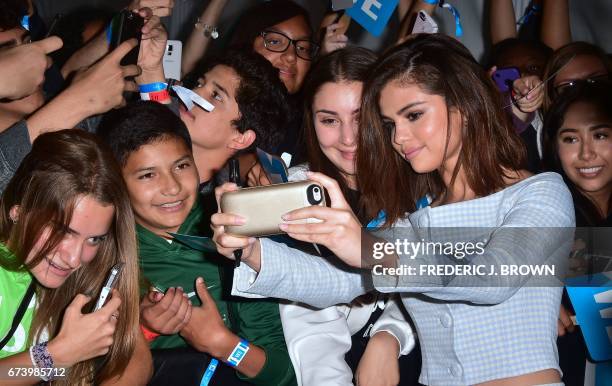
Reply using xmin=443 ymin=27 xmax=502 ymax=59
xmin=0 ymin=36 xmax=62 ymax=100
xmin=321 ymin=22 xmax=349 ymax=55
xmin=355 ymin=332 xmax=401 ymax=386
xmin=135 ymin=7 xmax=168 ymax=84
xmin=140 ymin=287 xmax=192 ymax=335
xmin=129 ymin=0 xmax=175 ymax=17
xmin=512 ymin=75 xmax=544 ymax=114
xmin=66 ymin=39 xmax=141 ymax=113
xmin=180 ymin=278 xmax=231 ymax=357
xmin=211 ymin=183 xmax=260 ymax=269
xmin=26 ymin=39 xmax=140 ymax=141
xmin=47 ymin=290 xmax=122 ymax=367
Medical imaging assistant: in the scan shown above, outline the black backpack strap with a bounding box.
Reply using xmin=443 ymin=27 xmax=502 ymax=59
xmin=0 ymin=281 xmax=36 ymax=350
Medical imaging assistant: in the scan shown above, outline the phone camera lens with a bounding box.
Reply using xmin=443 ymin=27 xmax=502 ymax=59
xmin=307 ymin=184 xmax=323 ymax=205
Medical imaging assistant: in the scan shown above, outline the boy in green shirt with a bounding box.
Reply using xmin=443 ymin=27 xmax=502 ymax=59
xmin=98 ymin=101 xmax=296 ymax=386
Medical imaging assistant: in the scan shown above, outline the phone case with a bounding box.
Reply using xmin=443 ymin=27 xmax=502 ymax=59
xmin=492 ymin=67 xmax=520 ymax=93
xmin=163 ymin=40 xmax=182 ymax=81
xmin=110 ymin=10 xmax=144 ymax=66
xmin=220 ymin=181 xmax=326 ymax=237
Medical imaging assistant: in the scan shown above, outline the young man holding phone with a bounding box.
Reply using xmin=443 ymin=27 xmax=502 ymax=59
xmin=97 ymin=101 xmax=296 ymax=386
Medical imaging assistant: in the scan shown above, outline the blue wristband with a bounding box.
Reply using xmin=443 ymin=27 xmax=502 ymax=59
xmin=139 ymin=82 xmax=168 ymax=93
xmin=421 ymin=0 xmax=438 ymax=4
xmin=226 ymin=339 xmax=249 ymax=368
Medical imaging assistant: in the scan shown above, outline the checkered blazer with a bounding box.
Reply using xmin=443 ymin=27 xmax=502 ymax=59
xmin=232 ymin=172 xmax=575 ymax=385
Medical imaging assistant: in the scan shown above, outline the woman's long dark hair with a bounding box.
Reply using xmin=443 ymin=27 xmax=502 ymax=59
xmin=301 ymin=47 xmax=377 ymax=209
xmin=358 ymin=34 xmax=526 ymax=225
xmin=542 ymin=83 xmax=612 ymax=226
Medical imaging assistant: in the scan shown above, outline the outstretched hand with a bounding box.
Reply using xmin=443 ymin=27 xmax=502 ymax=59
xmin=279 ymin=172 xmax=363 ymax=267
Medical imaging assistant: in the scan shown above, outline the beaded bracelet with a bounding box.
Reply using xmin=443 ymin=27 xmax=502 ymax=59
xmin=29 ymin=341 xmax=55 ymax=381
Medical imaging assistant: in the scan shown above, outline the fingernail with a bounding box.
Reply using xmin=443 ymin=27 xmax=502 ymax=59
xmin=236 ymin=216 xmax=246 ymax=225
xmin=248 ymin=237 xmax=257 ymax=244
xmin=196 ymin=277 xmax=203 ymax=285
xmin=279 ymin=223 xmax=288 ymax=231
xmin=281 ymin=213 xmax=289 ymax=220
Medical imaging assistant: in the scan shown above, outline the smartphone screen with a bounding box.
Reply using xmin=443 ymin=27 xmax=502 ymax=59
xmin=110 ymin=10 xmax=143 ymax=66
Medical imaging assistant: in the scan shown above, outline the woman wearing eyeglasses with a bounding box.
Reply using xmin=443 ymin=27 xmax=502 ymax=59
xmin=543 ymin=42 xmax=612 ymax=112
xmin=230 ymin=0 xmax=319 ymax=167
xmin=183 ymin=0 xmax=317 ymax=96
xmin=228 ymin=0 xmax=317 ymax=96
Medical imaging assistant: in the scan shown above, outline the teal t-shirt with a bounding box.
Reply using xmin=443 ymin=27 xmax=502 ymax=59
xmin=0 ymin=243 xmax=35 ymax=358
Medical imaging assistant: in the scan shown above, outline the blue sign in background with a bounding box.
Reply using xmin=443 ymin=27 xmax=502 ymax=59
xmin=346 ymin=0 xmax=399 ymax=37
xmin=566 ymin=273 xmax=612 ymax=362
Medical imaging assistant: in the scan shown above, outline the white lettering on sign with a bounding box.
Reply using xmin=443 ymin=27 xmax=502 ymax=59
xmin=362 ymin=0 xmax=382 ymax=21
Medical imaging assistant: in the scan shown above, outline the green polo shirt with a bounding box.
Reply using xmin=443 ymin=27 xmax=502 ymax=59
xmin=137 ymin=195 xmax=296 ymax=385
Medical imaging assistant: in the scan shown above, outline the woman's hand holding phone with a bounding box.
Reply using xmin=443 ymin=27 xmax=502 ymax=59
xmin=48 ymin=289 xmax=122 ymax=367
xmin=279 ymin=172 xmax=363 ymax=268
xmin=211 ymin=183 xmax=260 ymax=270
xmin=212 ymin=173 xmax=363 ymax=269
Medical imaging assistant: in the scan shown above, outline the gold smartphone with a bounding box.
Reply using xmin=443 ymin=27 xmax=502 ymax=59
xmin=220 ymin=181 xmax=326 ymax=237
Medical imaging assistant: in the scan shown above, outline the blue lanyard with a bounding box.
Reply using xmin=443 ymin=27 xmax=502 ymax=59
xmin=199 ymin=358 xmax=218 ymax=386
xmin=440 ymin=2 xmax=463 ymax=37
xmin=517 ymin=4 xmax=541 ymax=26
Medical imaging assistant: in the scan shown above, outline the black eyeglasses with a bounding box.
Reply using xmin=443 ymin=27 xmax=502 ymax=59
xmin=259 ymin=30 xmax=319 ymax=61
xmin=553 ymin=73 xmax=610 ymax=97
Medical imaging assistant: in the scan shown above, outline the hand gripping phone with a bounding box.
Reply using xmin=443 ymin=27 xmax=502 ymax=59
xmin=109 ymin=10 xmax=144 ymax=66
xmin=94 ymin=263 xmax=124 ymax=311
xmin=492 ymin=67 xmax=521 ymax=93
xmin=220 ymin=181 xmax=326 ymax=237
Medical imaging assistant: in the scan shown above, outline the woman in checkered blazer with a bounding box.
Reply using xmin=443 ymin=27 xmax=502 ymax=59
xmin=212 ymin=34 xmax=574 ymax=386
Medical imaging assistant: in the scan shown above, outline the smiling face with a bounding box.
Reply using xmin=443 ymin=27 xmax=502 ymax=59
xmin=253 ymin=15 xmax=312 ymax=94
xmin=122 ymin=136 xmax=199 ymax=238
xmin=379 ymin=81 xmax=463 ymax=175
xmin=312 ymin=81 xmax=362 ymax=187
xmin=557 ymin=101 xmax=612 ymax=210
xmin=179 ymin=65 xmax=242 ymax=151
xmin=25 ymin=195 xmax=114 ymax=289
